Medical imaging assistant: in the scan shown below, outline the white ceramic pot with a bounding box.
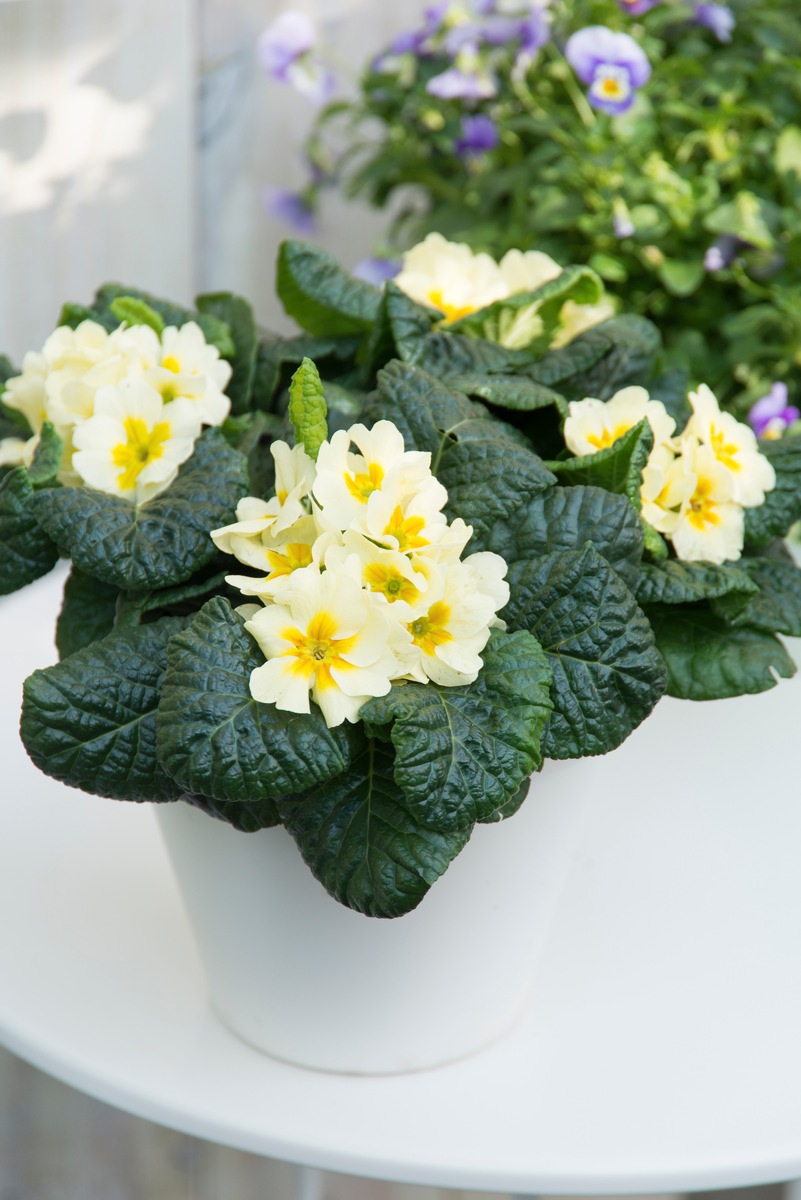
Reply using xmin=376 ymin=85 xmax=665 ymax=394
xmin=157 ymin=758 xmax=595 ymax=1075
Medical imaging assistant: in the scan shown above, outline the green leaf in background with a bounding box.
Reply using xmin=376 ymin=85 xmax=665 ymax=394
xmin=109 ymin=295 xmax=165 ymax=336
xmin=710 ymin=556 xmax=801 ymax=637
xmin=526 ymin=327 xmax=611 ymax=387
xmin=362 ymin=628 xmax=552 ymax=832
xmin=288 ymin=357 xmax=328 ymax=461
xmin=776 ymin=125 xmax=801 ymax=179
xmin=703 ymin=192 xmax=776 ymax=251
xmin=504 ymin=544 xmax=667 ymax=758
xmin=55 ymin=566 xmax=119 ymax=659
xmin=635 ymin=560 xmax=758 ymax=607
xmin=20 ymin=616 xmax=187 ymax=802
xmin=197 ymin=292 xmax=259 ymax=415
xmin=445 ymin=373 xmax=566 ymax=413
xmin=253 ymin=332 xmax=363 ymax=410
xmin=487 ymin=485 xmax=645 ymax=591
xmin=277 ymin=240 xmax=381 ymax=336
xmin=26 ymin=422 xmax=63 ymax=487
xmin=550 ymin=419 xmax=654 ymax=512
xmin=648 ymin=608 xmax=795 ymax=699
xmin=414 ymin=331 xmax=532 ymax=379
xmin=157 ymin=598 xmax=362 ymax=806
xmin=91 ymin=284 xmax=235 ymax=356
xmin=744 ymin=435 xmax=801 ymax=546
xmin=657 ymin=258 xmax=705 ymax=297
xmin=276 ymin=740 xmax=472 ymax=918
xmin=0 ymin=468 xmax=58 ymax=595
xmin=33 ymin=428 xmax=249 ymax=592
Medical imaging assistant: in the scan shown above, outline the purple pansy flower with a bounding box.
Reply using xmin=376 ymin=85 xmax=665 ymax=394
xmin=703 ymin=234 xmax=745 ymax=272
xmin=384 ymin=2 xmax=450 ymax=58
xmin=427 ymin=46 xmax=497 ymax=100
xmin=256 ymin=12 xmax=334 ymax=105
xmin=262 ymin=187 xmax=316 ymax=234
xmin=616 ymin=0 xmax=661 ymax=15
xmin=443 ymin=17 xmax=521 ymax=55
xmin=352 ymin=257 xmax=401 ymax=286
xmin=748 ymin=383 xmax=800 ymax=440
xmin=455 ymin=114 xmax=500 ymax=157
xmin=565 ymin=27 xmax=651 ymax=115
xmin=694 ymin=2 xmax=735 ymax=42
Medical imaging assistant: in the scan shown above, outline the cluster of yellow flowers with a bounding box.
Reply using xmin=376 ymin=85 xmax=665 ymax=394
xmin=0 ymin=319 xmax=231 ymax=504
xmin=211 ymin=420 xmax=510 ymax=728
xmin=564 ymin=384 xmax=776 ymax=564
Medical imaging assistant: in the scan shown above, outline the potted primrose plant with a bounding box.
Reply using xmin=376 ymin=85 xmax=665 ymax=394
xmin=1 ymin=237 xmax=799 ymax=1073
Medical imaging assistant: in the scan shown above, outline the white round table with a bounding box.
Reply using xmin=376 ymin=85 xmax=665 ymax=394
xmin=2 ymin=566 xmax=801 ymax=1196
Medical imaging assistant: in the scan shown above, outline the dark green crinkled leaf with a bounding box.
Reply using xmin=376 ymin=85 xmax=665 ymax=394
xmin=449 ymin=264 xmax=603 ymax=346
xmin=277 ymin=240 xmax=381 ymax=335
xmin=710 ymin=556 xmax=801 ymax=636
xmin=744 ymin=435 xmax=801 ymax=546
xmin=252 ymin=332 xmax=363 ymax=409
xmin=26 ymin=422 xmax=64 ymax=487
xmin=487 ymin=485 xmax=644 ymax=591
xmin=157 ymin=597 xmax=362 ymax=804
xmin=197 ymin=292 xmax=258 ymax=414
xmin=504 ymin=544 xmax=667 ymax=758
xmin=20 ymin=616 xmax=186 ymax=802
xmin=276 ymin=741 xmax=471 ymax=918
xmin=445 ymin=373 xmax=566 ymax=412
xmin=648 ymin=608 xmax=795 ymax=699
xmin=635 ymin=559 xmax=759 ymax=607
xmin=178 ymin=793 xmax=282 ymax=833
xmin=551 ymin=419 xmax=654 ymax=511
xmin=439 ymin=438 xmax=555 ymax=549
xmin=384 ymin=282 xmax=439 ymax=362
xmin=369 ymin=360 xmax=483 ymax=457
xmin=0 ymin=468 xmax=58 ymax=595
xmin=92 ymin=284 xmax=235 ymax=356
xmin=361 ymin=629 xmax=552 ymax=832
xmin=414 ymin=332 xmax=532 ymax=379
xmin=559 ymin=315 xmax=662 ymax=401
xmin=526 ymin=327 xmax=611 ymax=387
xmin=56 ymin=566 xmax=119 ymax=659
xmin=33 ymin=428 xmax=249 ymax=591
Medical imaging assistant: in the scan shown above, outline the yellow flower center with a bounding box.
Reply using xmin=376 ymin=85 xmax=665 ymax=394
xmin=162 ymin=355 xmax=182 ymax=374
xmin=345 ymin=462 xmax=384 ymax=502
xmin=427 ymin=290 xmax=477 ymax=324
xmin=364 ymin=562 xmax=421 ymax=604
xmin=283 ymin=611 xmax=357 ymax=690
xmin=265 ymin=543 xmax=314 ymax=580
xmin=384 ymin=505 xmax=429 ymax=552
xmin=687 ymin=476 xmax=722 ymax=530
xmin=409 ymin=601 xmax=453 ymax=655
xmin=586 ymin=422 xmax=633 ymax=451
xmin=710 ymin=425 xmax=742 ymax=472
xmin=600 ymin=78 xmax=624 ymax=98
xmin=112 ymin=417 xmax=171 ymax=491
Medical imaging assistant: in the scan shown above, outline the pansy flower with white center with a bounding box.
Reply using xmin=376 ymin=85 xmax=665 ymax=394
xmin=685 ymin=384 xmax=776 ymax=509
xmin=565 ymin=26 xmax=651 ymax=115
xmin=313 ymin=420 xmax=444 ymax=532
xmin=748 ymin=383 xmax=800 ymax=441
xmin=670 ymin=438 xmax=745 ymax=565
xmin=402 ymin=552 xmax=509 ymax=687
xmin=245 ymin=565 xmax=398 ymax=727
xmin=564 ymin=386 xmax=675 ymax=458
xmin=71 ymin=379 xmax=201 ymax=505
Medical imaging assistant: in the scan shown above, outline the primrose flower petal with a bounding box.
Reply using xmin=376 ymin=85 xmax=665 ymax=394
xmin=686 ymin=384 xmax=776 ymax=509
xmin=670 ymin=438 xmax=744 ymax=565
xmin=394 ymin=233 xmax=509 ymax=322
xmin=564 ymin=386 xmax=674 ymax=458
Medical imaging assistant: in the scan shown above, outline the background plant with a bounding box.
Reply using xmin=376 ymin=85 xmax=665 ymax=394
xmin=299 ymin=0 xmax=801 ymax=416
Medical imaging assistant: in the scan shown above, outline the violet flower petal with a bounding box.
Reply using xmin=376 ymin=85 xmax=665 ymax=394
xmin=695 ymin=2 xmax=735 ymax=42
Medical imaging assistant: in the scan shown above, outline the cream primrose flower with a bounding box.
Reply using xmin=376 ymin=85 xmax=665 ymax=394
xmin=312 ymin=420 xmax=447 ymax=535
xmin=71 ymin=378 xmax=202 ymax=505
xmin=211 ymin=441 xmax=316 ymax=557
xmin=122 ymin=321 xmax=233 ymax=426
xmin=640 ymin=444 xmax=694 ymax=535
xmin=223 ymin=515 xmax=323 ymax=601
xmin=670 ymin=436 xmax=745 ymax=565
xmin=551 ymin=298 xmax=616 ymax=348
xmin=0 ymin=437 xmax=30 ymax=468
xmin=324 ymin=531 xmax=432 ymax=623
xmin=685 ymin=383 xmax=776 ymax=509
xmin=393 ymin=233 xmax=508 ymax=323
xmin=245 ymin=563 xmax=400 ymax=727
xmin=564 ymin=386 xmax=676 ymax=458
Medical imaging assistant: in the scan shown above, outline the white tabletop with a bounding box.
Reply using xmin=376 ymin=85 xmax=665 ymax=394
xmin=2 ymin=566 xmax=801 ymax=1196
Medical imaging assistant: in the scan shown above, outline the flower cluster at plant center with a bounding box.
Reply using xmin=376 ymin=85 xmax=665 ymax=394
xmin=0 ymin=319 xmax=231 ymax=504
xmin=564 ymin=384 xmax=776 ymax=565
xmin=211 ymin=420 xmax=510 ymax=727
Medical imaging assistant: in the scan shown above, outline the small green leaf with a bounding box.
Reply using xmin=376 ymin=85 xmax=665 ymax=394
xmin=648 ymin=608 xmax=795 ymax=699
xmin=642 ymin=519 xmax=669 ymax=560
xmin=276 ymin=740 xmax=472 ymax=917
xmin=109 ymin=295 xmax=165 ymax=336
xmin=92 ymin=284 xmax=235 ymax=355
xmin=776 ymin=125 xmax=801 ymax=178
xmin=196 ymin=292 xmax=258 ymax=415
xmin=157 ymin=597 xmax=362 ymax=805
xmin=26 ymin=422 xmax=63 ymax=487
xmin=56 ymin=566 xmax=119 ymax=658
xmin=551 ymin=419 xmax=653 ymax=512
xmin=289 ymin=357 xmax=328 ymax=461
xmin=445 ymin=373 xmax=566 ymax=412
xmin=0 ymin=468 xmax=58 ymax=595
xmin=20 ymin=616 xmax=187 ymax=802
xmin=744 ymin=434 xmax=801 ymax=546
xmin=656 ymin=258 xmax=705 ymax=297
xmin=277 ymin=240 xmax=381 ymax=336
xmin=487 ymin=485 xmax=644 ymax=590
xmin=504 ymin=544 xmax=666 ymax=758
xmin=635 ymin=560 xmax=758 ymax=607
xmin=33 ymin=429 xmax=249 ymax=591
xmin=710 ymin=556 xmax=801 ymax=636
xmin=362 ymin=629 xmax=552 ymax=832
